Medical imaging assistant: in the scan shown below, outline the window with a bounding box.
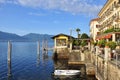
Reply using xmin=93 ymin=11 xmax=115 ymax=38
xmin=56 ymin=39 xmax=66 ymax=46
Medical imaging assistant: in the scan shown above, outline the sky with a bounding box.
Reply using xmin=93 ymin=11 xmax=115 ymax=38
xmin=0 ymin=0 xmax=107 ymax=37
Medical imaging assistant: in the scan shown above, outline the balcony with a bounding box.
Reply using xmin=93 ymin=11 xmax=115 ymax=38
xmin=115 ymin=2 xmax=120 ymax=8
xmin=104 ymin=27 xmax=120 ymax=34
xmin=115 ymin=17 xmax=120 ymax=22
xmin=99 ymin=2 xmax=120 ymax=24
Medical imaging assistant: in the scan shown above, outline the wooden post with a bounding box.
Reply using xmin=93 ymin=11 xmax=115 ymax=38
xmin=42 ymin=40 xmax=44 ymax=53
xmin=37 ymin=41 xmax=40 ymax=66
xmin=37 ymin=41 xmax=40 ymax=57
xmin=45 ymin=40 xmax=48 ymax=54
xmin=7 ymin=41 xmax=12 ymax=77
xmin=42 ymin=39 xmax=48 ymax=55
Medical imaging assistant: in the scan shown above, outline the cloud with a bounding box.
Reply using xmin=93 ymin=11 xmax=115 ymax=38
xmin=0 ymin=0 xmax=5 ymax=3
xmin=0 ymin=0 xmax=17 ymax=4
xmin=0 ymin=0 xmax=106 ymax=17
xmin=28 ymin=12 xmax=47 ymax=16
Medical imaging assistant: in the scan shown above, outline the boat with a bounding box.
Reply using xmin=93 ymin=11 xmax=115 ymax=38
xmin=54 ymin=70 xmax=80 ymax=76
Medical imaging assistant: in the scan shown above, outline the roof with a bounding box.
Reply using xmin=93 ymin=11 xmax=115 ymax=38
xmin=51 ymin=33 xmax=74 ymax=39
xmin=89 ymin=18 xmax=100 ymax=26
xmin=91 ymin=18 xmax=100 ymax=21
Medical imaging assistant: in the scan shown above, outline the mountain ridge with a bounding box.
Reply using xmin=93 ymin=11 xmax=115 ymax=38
xmin=0 ymin=31 xmax=54 ymax=41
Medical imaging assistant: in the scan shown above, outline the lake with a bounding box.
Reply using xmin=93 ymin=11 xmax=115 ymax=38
xmin=0 ymin=42 xmax=96 ymax=80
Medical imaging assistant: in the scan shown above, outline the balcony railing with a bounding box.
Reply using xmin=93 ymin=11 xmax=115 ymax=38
xmin=109 ymin=50 xmax=120 ymax=67
xmin=115 ymin=2 xmax=120 ymax=8
xmin=104 ymin=28 xmax=120 ymax=33
xmin=97 ymin=27 xmax=120 ymax=36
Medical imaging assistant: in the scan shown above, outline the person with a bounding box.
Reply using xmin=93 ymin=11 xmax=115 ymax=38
xmin=112 ymin=50 xmax=116 ymax=59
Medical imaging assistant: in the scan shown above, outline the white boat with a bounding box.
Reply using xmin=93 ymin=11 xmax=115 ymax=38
xmin=54 ymin=70 xmax=80 ymax=76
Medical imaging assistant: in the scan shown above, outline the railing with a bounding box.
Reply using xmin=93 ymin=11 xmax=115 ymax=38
xmin=91 ymin=45 xmax=120 ymax=79
xmin=109 ymin=50 xmax=120 ymax=67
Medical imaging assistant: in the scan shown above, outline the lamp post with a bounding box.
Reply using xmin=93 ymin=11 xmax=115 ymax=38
xmin=69 ymin=29 xmax=74 ymax=52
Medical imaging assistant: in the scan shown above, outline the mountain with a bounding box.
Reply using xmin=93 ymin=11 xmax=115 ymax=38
xmin=0 ymin=31 xmax=26 ymax=41
xmin=0 ymin=31 xmax=54 ymax=41
xmin=22 ymin=33 xmax=54 ymax=41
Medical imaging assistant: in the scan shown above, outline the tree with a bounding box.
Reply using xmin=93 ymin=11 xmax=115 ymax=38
xmin=81 ymin=33 xmax=89 ymax=39
xmin=76 ymin=28 xmax=80 ymax=38
xmin=81 ymin=40 xmax=87 ymax=47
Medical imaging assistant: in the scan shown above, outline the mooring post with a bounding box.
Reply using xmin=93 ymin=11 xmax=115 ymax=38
xmin=42 ymin=40 xmax=44 ymax=53
xmin=37 ymin=41 xmax=40 ymax=66
xmin=37 ymin=41 xmax=40 ymax=56
xmin=45 ymin=40 xmax=48 ymax=54
xmin=7 ymin=41 xmax=12 ymax=77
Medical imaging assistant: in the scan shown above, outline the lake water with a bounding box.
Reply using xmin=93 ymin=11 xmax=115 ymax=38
xmin=0 ymin=42 xmax=96 ymax=80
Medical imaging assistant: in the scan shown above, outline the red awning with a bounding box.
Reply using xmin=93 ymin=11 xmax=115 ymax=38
xmin=96 ymin=34 xmax=112 ymax=40
xmin=104 ymin=34 xmax=112 ymax=39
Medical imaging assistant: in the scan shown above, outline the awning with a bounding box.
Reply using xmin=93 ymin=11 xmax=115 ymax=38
xmin=104 ymin=34 xmax=112 ymax=39
xmin=96 ymin=34 xmax=112 ymax=40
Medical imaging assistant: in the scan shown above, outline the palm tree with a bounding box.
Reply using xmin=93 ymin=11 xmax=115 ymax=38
xmin=76 ymin=28 xmax=80 ymax=38
xmin=75 ymin=28 xmax=80 ymax=46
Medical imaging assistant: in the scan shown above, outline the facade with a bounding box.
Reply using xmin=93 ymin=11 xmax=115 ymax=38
xmin=89 ymin=1 xmax=120 ymax=80
xmin=96 ymin=0 xmax=120 ymax=42
xmin=90 ymin=18 xmax=100 ymax=42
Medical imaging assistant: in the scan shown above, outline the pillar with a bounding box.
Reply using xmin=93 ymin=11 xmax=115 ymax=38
xmin=54 ymin=39 xmax=57 ymax=48
xmin=88 ymin=41 xmax=91 ymax=50
xmin=112 ymin=33 xmax=116 ymax=42
xmin=70 ymin=42 xmax=72 ymax=53
xmin=95 ymin=46 xmax=99 ymax=78
xmin=104 ymin=47 xmax=111 ymax=80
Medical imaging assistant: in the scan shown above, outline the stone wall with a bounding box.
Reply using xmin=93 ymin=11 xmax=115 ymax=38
xmin=53 ymin=48 xmax=69 ymax=59
xmin=89 ymin=46 xmax=120 ymax=80
xmin=107 ymin=62 xmax=120 ymax=80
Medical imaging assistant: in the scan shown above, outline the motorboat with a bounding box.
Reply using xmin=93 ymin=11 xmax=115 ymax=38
xmin=54 ymin=70 xmax=80 ymax=76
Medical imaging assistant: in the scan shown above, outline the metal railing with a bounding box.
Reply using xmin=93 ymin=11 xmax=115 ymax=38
xmin=109 ymin=51 xmax=120 ymax=67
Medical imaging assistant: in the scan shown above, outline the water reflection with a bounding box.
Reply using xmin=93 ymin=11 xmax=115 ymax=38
xmin=36 ymin=53 xmax=40 ymax=67
xmin=36 ymin=41 xmax=40 ymax=67
xmin=0 ymin=42 xmax=96 ymax=80
xmin=54 ymin=60 xmax=68 ymax=70
xmin=7 ymin=61 xmax=12 ymax=77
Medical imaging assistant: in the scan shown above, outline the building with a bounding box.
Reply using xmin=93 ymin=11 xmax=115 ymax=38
xmin=52 ymin=33 xmax=74 ymax=49
xmin=96 ymin=0 xmax=120 ymax=42
xmin=90 ymin=18 xmax=100 ymax=42
xmin=52 ymin=33 xmax=74 ymax=59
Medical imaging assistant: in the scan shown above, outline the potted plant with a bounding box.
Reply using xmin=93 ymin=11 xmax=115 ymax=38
xmin=105 ymin=41 xmax=116 ymax=50
xmin=105 ymin=41 xmax=116 ymax=59
xmin=97 ymin=40 xmax=106 ymax=47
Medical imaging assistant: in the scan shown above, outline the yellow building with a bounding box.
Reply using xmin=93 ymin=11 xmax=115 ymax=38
xmin=52 ymin=33 xmax=74 ymax=49
xmin=96 ymin=0 xmax=120 ymax=42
